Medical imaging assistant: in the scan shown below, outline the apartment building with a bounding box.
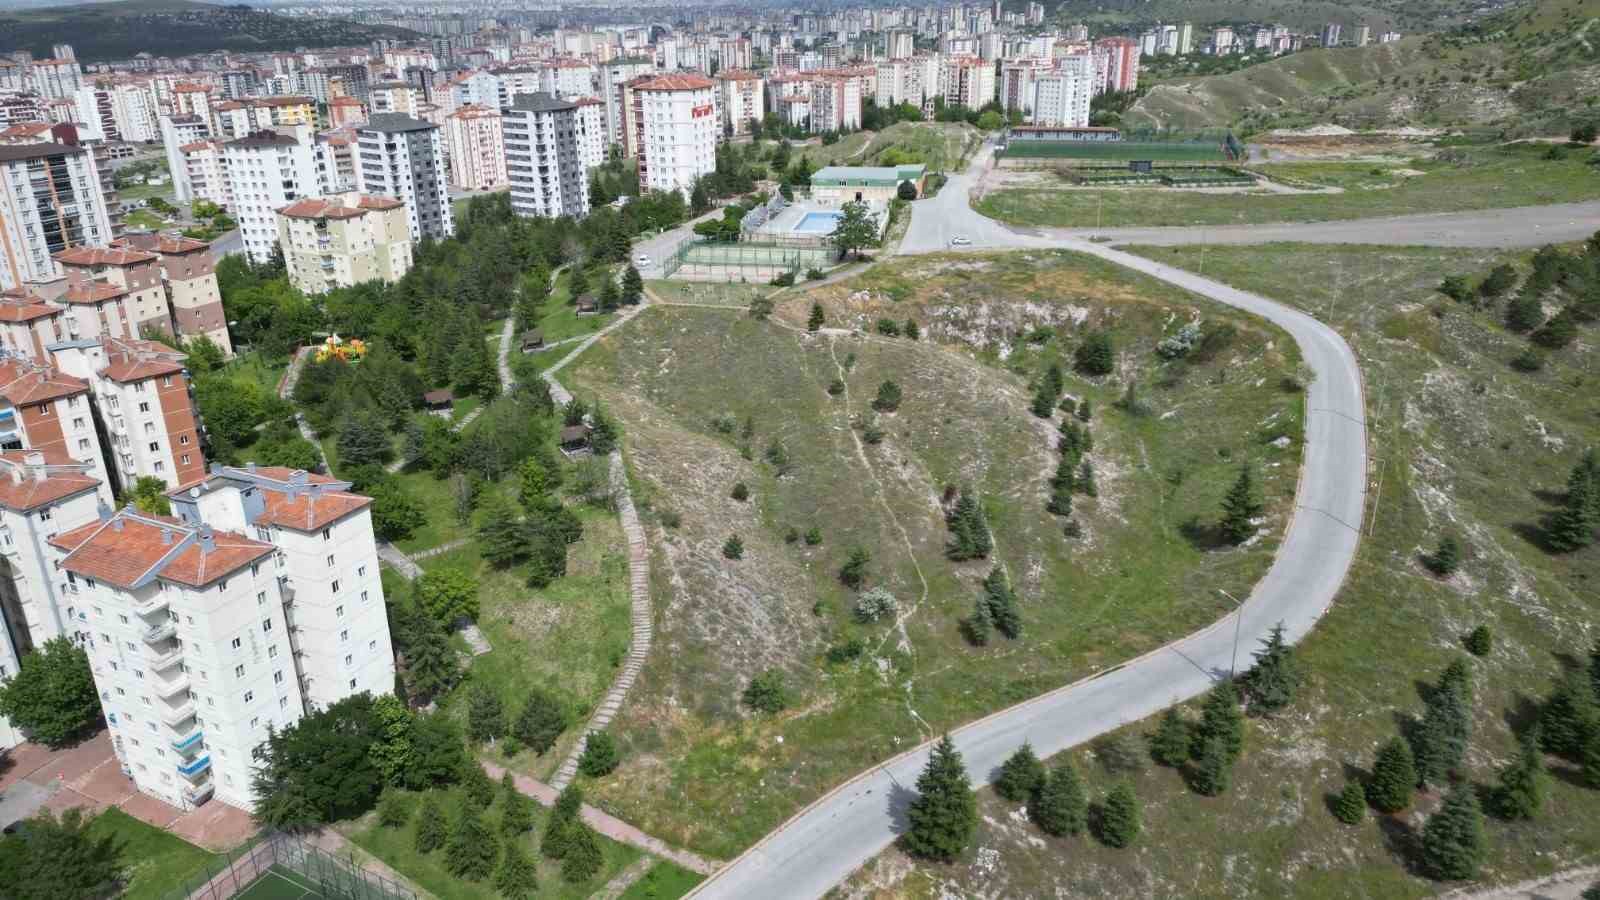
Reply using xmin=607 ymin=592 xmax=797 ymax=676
xmin=0 ymin=142 xmax=114 ymax=292
xmin=0 ymin=290 xmax=69 ymax=361
xmin=28 ymin=59 xmax=82 ymax=100
xmin=159 ymin=115 xmax=209 ymax=205
xmin=212 ymin=97 xmax=316 ymax=140
xmin=275 ymin=193 xmax=413 ymax=294
xmin=503 ymin=93 xmax=589 ymax=220
xmin=540 ymin=58 xmax=595 ymax=98
xmin=1032 ymin=56 xmax=1094 ymax=128
xmin=355 ymin=113 xmax=454 ymax=242
xmin=369 ymin=82 xmax=418 ymax=117
xmin=180 ymin=139 xmax=231 ymax=211
xmin=715 ymin=69 xmax=763 ymax=136
xmin=222 ymin=128 xmax=326 ymax=264
xmin=116 ymin=234 xmax=232 ymax=355
xmin=940 ymin=56 xmax=995 ymax=110
xmin=52 ymin=245 xmax=174 ymax=343
xmin=444 ymin=104 xmax=507 ymax=191
xmin=626 ymin=74 xmax=717 ymax=197
xmin=599 ymin=57 xmax=655 ymax=149
xmin=572 ymin=98 xmax=606 ymax=173
xmin=810 ymin=76 xmax=862 ymax=133
xmin=1094 ymin=37 xmax=1142 ymax=93
xmin=0 ymin=360 xmax=112 ymax=504
xmin=328 ymin=96 xmax=366 ymax=129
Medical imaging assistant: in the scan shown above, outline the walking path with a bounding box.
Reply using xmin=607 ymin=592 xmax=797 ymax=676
xmin=593 ymin=856 xmax=656 ymax=900
xmin=481 ymin=762 xmax=720 ymax=876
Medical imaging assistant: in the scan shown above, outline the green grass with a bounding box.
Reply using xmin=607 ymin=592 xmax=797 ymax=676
xmin=570 ymin=250 xmax=1305 ymax=857
xmin=223 ymin=350 xmax=291 ymax=393
xmin=978 ymin=147 xmax=1600 ymax=227
xmin=123 ymin=208 xmax=174 ymax=231
xmin=233 ymin=867 xmax=322 ymax=900
xmin=532 ymin=271 xmax=615 ymax=343
xmin=389 ymin=467 xmax=479 ymax=555
xmin=117 ymin=180 xmax=175 ymax=203
xmin=87 ymin=808 xmax=217 ymax=900
xmin=345 ymin=786 xmax=640 ymax=900
xmin=836 ymin=240 xmax=1600 ymax=897
xmin=644 ymin=279 xmax=776 ymax=309
xmin=800 ymin=122 xmax=980 ymax=173
xmin=618 ymin=861 xmax=703 ymax=899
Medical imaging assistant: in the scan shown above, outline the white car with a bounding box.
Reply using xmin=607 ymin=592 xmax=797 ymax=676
xmin=950 ymin=236 xmax=972 ymax=247
xmin=635 ymin=254 xmax=652 ymax=266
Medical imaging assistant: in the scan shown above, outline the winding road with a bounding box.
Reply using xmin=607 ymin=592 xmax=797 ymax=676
xmin=686 ymin=140 xmax=1596 ymax=899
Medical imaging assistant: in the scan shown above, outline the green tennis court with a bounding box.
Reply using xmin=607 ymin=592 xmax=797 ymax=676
xmin=233 ymin=866 xmax=325 ymax=900
xmin=1002 ymin=141 xmax=1231 ymax=161
xmin=681 ymin=244 xmax=833 ymax=266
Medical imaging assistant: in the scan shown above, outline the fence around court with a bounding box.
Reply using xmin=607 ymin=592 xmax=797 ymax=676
xmin=662 ymin=234 xmax=836 ymax=281
xmin=165 ymin=831 xmax=417 ymax=900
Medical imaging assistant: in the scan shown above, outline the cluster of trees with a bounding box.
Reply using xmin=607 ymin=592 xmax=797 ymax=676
xmin=690 ymin=143 xmax=763 ymax=212
xmin=963 ymin=566 xmax=1021 ymax=645
xmin=0 ymin=808 xmax=122 ymax=898
xmin=861 ymin=98 xmax=926 ymax=132
xmin=462 ymin=680 xmax=572 ymax=760
xmin=1546 ymin=448 xmax=1599 ymax=553
xmin=1437 ymin=240 xmax=1600 ymax=371
xmin=477 ymin=445 xmax=588 ymax=589
xmin=944 ymin=487 xmax=993 ymax=561
xmin=928 ymin=97 xmax=1015 ymax=131
xmin=1048 ymin=392 xmax=1095 ymax=533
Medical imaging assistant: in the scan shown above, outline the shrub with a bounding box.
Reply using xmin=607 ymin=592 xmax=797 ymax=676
xmin=784 ymin=526 xmax=800 ymax=544
xmin=1511 ymin=348 xmax=1545 ymax=372
xmin=1423 ymin=534 xmax=1462 ymax=576
xmin=840 ymin=546 xmax=871 ymax=588
xmin=1156 ymin=323 xmax=1201 ymax=359
xmin=723 ymin=534 xmax=744 ymax=559
xmin=825 ymin=638 xmax=866 ymax=664
xmin=827 ymin=377 xmax=845 ymax=396
xmin=1464 ymin=624 xmax=1492 ymax=657
xmin=872 ymin=380 xmax=903 ymax=412
xmin=806 ymin=268 xmax=825 ymax=281
xmin=1075 ymin=332 xmax=1115 ymax=376
xmin=804 ymin=526 xmax=823 ymax=545
xmin=897 ymin=180 xmax=918 ymax=200
xmin=377 ymin=788 xmax=413 ymax=828
xmin=743 ymin=669 xmax=788 ymax=713
xmin=730 ymin=482 xmax=750 ymax=501
xmin=577 ymin=731 xmax=619 ymax=778
xmin=876 ymin=318 xmax=900 ymax=336
xmin=854 ymin=586 xmax=898 ymax=623
xmin=1333 ymin=782 xmax=1366 ymax=824
xmin=771 ymin=271 xmax=796 ymax=287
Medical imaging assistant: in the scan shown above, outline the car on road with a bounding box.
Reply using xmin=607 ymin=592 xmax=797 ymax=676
xmin=635 ymin=254 xmax=652 ymax=266
xmin=950 ymin=236 xmax=971 ymax=247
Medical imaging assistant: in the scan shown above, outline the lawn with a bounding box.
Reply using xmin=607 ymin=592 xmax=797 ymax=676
xmin=568 ymin=250 xmax=1306 ymax=857
xmin=123 ymin=208 xmax=174 ymax=231
xmin=87 ymin=808 xmax=218 ymax=900
xmin=345 ymin=786 xmax=641 ymax=900
xmin=618 ymin=861 xmax=703 ymax=899
xmin=533 ymin=271 xmax=616 ymax=343
xmin=645 ymin=279 xmax=777 ymax=309
xmin=976 ymin=146 xmax=1600 ymax=227
xmin=842 ymin=241 xmax=1600 ymax=897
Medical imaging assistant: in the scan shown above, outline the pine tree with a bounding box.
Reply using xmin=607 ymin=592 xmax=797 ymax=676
xmin=578 ymin=731 xmax=620 ymax=777
xmin=1046 ymin=456 xmax=1074 ymax=517
xmin=512 ymin=689 xmax=567 ymax=755
xmin=1076 ymin=399 xmax=1092 ymax=422
xmin=1190 ymin=681 xmax=1244 ymax=762
xmin=1421 ymin=784 xmax=1486 ymax=881
xmin=840 ymin=546 xmax=871 ymax=589
xmin=462 ymin=762 xmax=496 ymax=808
xmin=1425 ymin=534 xmax=1462 ymax=576
xmin=478 ymin=496 xmax=532 ymax=569
xmin=1243 ymin=622 xmax=1300 ymax=716
xmin=1590 ymin=637 xmax=1600 ymax=701
xmin=1412 ymin=676 xmax=1472 ymax=788
xmin=1583 ymin=730 xmax=1600 ymax=788
xmin=567 ymin=264 xmax=589 ymax=300
xmin=500 ymin=773 xmax=534 ymax=835
xmin=994 ymin=742 xmax=1046 ymax=802
xmin=560 ymin=821 xmax=604 ymax=884
xmin=1333 ymin=781 xmax=1366 ymax=824
xmin=494 ymin=841 xmax=539 ymax=898
xmin=621 ymin=265 xmax=644 ymax=305
xmin=1538 ymin=668 xmax=1598 ymax=758
xmin=1150 ymin=709 xmax=1190 ymax=767
xmin=1076 ymin=459 xmax=1097 ymax=497
xmin=722 ymin=534 xmax=744 ymax=559
xmin=1548 ymin=450 xmax=1599 ymax=552
xmin=981 ymin=566 xmax=1022 ymax=640
xmin=1464 ymin=625 xmax=1492 ymax=657
xmin=415 ymin=793 xmax=447 ymax=853
xmin=904 ymin=319 xmax=920 ymax=340
xmin=808 ymin=303 xmax=826 ymax=332
xmin=597 ymin=271 xmax=620 ymax=312
xmin=468 ymin=684 xmax=505 ymax=743
xmin=1031 ymin=382 xmax=1058 ymax=418
xmin=541 ymin=784 xmax=583 ymax=859
xmin=1369 ymin=736 xmax=1417 ymax=813
xmin=1030 ymin=761 xmax=1087 ymax=836
xmin=1097 ymin=782 xmax=1141 ymax=848
xmin=1189 ymin=735 xmax=1233 ymax=797
xmin=903 ymin=734 xmax=977 ymax=862
xmin=1495 ymin=727 xmax=1549 ymax=820
xmin=1220 ymin=464 xmax=1264 ymax=545
xmin=945 ymin=488 xmax=992 ymax=561
xmin=962 ymin=596 xmax=992 ymax=646
xmin=445 ymin=803 xmax=500 ymax=880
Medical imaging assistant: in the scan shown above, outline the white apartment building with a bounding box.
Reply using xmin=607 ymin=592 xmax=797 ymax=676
xmin=810 ymin=76 xmax=862 ymax=133
xmin=29 ymin=59 xmax=82 ymax=101
xmin=222 ymin=128 xmax=327 ymax=264
xmin=444 ymin=104 xmax=507 ymax=191
xmin=628 ymin=74 xmax=718 ymax=198
xmin=599 ymin=58 xmax=655 ymax=149
xmin=369 ymin=82 xmax=418 ymax=117
xmin=0 ymin=142 xmax=113 ymax=292
xmin=503 ymin=93 xmax=589 ymax=220
xmin=572 ymin=98 xmax=606 ymax=173
xmin=275 ymin=193 xmax=413 ymax=294
xmin=540 ymin=59 xmax=595 ymax=98
xmin=181 ymin=140 xmax=232 ymax=212
xmin=715 ymin=70 xmax=763 ymax=136
xmin=0 ymin=360 xmax=113 ymax=506
xmin=112 ymin=84 xmax=158 ymax=143
xmin=355 ymin=113 xmax=454 ymax=242
xmin=940 ymin=56 xmax=996 ymax=111
xmin=1032 ymin=56 xmax=1094 ymax=128
xmin=160 ymin=116 xmax=209 ymax=205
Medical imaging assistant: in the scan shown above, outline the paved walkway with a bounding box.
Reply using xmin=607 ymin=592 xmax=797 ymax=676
xmin=481 ymin=762 xmax=720 ymax=875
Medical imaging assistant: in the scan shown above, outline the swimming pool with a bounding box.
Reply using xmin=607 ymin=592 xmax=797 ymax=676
xmin=793 ymin=211 xmax=842 ymax=234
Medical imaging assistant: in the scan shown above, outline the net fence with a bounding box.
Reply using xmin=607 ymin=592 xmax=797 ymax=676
xmin=164 ymin=832 xmax=416 ymax=900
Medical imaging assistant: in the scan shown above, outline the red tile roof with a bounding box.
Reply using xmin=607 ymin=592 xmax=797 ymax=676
xmin=53 ymin=246 xmax=158 ymax=267
xmin=60 ymin=282 xmax=129 ymax=304
xmin=0 ymin=450 xmax=98 ymax=512
xmin=634 ymin=74 xmax=715 ymax=91
xmin=170 ymin=465 xmax=374 ymax=532
xmin=0 ymin=358 xmax=89 ymax=405
xmin=115 ymin=234 xmax=209 ymax=255
xmin=0 ymin=292 xmax=62 ymax=323
xmin=98 ymin=338 xmax=187 ymax=384
xmin=51 ymin=513 xmax=273 ymax=590
xmin=716 ymin=69 xmax=762 ymax=82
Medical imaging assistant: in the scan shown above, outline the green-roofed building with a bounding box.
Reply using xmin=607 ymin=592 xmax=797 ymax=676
xmin=810 ymin=164 xmax=927 ymax=205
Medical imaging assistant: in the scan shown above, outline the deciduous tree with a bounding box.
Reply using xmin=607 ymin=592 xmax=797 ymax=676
xmin=0 ymin=638 xmax=99 ymax=748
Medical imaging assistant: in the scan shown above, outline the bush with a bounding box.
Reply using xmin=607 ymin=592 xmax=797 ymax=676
xmin=1156 ymin=323 xmax=1201 ymax=359
xmin=377 ymin=788 xmax=413 ymax=828
xmin=771 ymin=271 xmax=796 ymax=287
xmin=854 ymin=586 xmax=899 ymax=623
xmin=1423 ymin=534 xmax=1462 ymax=576
xmin=827 ymin=377 xmax=845 ymax=396
xmin=804 ymin=526 xmax=824 ymax=545
xmin=1333 ymin=782 xmax=1366 ymax=824
xmin=1464 ymin=624 xmax=1492 ymax=657
xmin=577 ymin=731 xmax=619 ymax=778
xmin=876 ymin=318 xmax=901 ymax=336
xmin=825 ymin=638 xmax=866 ymax=664
xmin=872 ymin=380 xmax=903 ymax=412
xmin=730 ymin=482 xmax=750 ymax=501
xmin=1075 ymin=332 xmax=1115 ymax=376
xmin=897 ymin=180 xmax=918 ymax=201
xmin=723 ymin=534 xmax=744 ymax=559
xmin=1511 ymin=349 xmax=1545 ymax=372
xmin=806 ymin=268 xmax=825 ymax=281
xmin=743 ymin=669 xmax=788 ymax=713
xmin=840 ymin=546 xmax=871 ymax=588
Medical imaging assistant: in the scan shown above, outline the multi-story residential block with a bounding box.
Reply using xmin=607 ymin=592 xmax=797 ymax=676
xmin=212 ymin=97 xmax=315 ymax=141
xmin=180 ymin=139 xmax=231 ymax=212
xmin=599 ymin=57 xmax=655 ymax=149
xmin=444 ymin=104 xmax=507 ymax=191
xmin=940 ymin=55 xmax=996 ymax=110
xmin=1355 ymin=25 xmax=1373 ymax=47
xmin=223 ymin=127 xmax=327 ymax=264
xmin=503 ymin=93 xmax=589 ymax=220
xmin=887 ymin=30 xmax=915 ymax=59
xmin=0 ymin=289 xmax=70 ymax=361
xmin=29 ymin=59 xmax=82 ymax=100
xmin=328 ymin=96 xmax=366 ymax=128
xmin=369 ymin=82 xmax=417 ymax=117
xmin=1322 ymin=23 xmax=1342 ymax=47
xmin=1094 ymin=37 xmax=1142 ymax=93
xmin=355 ymin=113 xmax=454 ymax=241
xmin=572 ymin=97 xmax=606 ymax=173
xmin=0 ymin=142 xmax=114 ymax=292
xmin=1032 ymin=56 xmax=1094 ymax=128
xmin=275 ymin=193 xmax=413 ymax=294
xmin=626 ymin=74 xmax=717 ymax=198
xmin=0 ymin=361 xmax=112 ymax=503
xmin=115 ymin=234 xmax=232 ymax=355
xmin=52 ymin=246 xmax=174 ymax=342
xmin=540 ymin=58 xmax=595 ymax=98
xmin=50 ymin=336 xmax=203 ymax=490
xmin=159 ymin=115 xmax=209 ymax=206
xmin=715 ymin=69 xmax=763 ymax=136
xmin=809 ymin=75 xmax=861 ymax=133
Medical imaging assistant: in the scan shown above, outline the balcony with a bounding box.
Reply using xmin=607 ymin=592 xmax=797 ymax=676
xmin=142 ymin=621 xmax=176 ymax=644
xmin=130 ymin=593 xmax=170 ymax=617
xmin=159 ymin=701 xmax=196 ymax=727
xmin=147 ymin=642 xmax=183 ymax=670
xmin=182 ymin=780 xmax=214 ymax=806
xmin=153 ymin=672 xmax=190 ymax=698
xmin=175 ymin=754 xmax=211 ymax=779
xmin=170 ymin=727 xmax=204 ymax=753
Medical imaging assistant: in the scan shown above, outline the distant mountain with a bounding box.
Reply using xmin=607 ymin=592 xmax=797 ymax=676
xmin=0 ymin=0 xmax=420 ymax=61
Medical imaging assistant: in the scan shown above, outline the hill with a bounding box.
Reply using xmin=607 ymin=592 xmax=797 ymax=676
xmin=1033 ymin=0 xmax=1495 ymax=33
xmin=1125 ymin=0 xmax=1600 ymax=136
xmin=0 ymin=0 xmax=419 ymax=61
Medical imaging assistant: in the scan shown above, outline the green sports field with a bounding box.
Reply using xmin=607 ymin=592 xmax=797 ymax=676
xmin=234 ymin=867 xmax=324 ymax=900
xmin=1000 ymin=141 xmax=1231 ymax=162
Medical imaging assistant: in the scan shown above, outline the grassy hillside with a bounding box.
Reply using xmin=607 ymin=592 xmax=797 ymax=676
xmin=0 ymin=0 xmax=419 ymax=60
xmin=1036 ymin=0 xmax=1484 ymax=33
xmin=1127 ymin=0 xmax=1600 ymax=135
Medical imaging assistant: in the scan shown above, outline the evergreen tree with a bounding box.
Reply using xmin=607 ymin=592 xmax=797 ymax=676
xmin=1369 ymin=736 xmax=1417 ymax=813
xmin=560 ymin=821 xmax=604 ymax=884
xmin=541 ymin=784 xmax=584 ymax=860
xmin=722 ymin=534 xmax=744 ymax=559
xmin=1548 ymin=450 xmax=1600 ymax=552
xmin=477 ymin=496 xmax=532 ymax=569
xmin=1421 ymin=785 xmax=1486 ymax=881
xmin=1539 ymin=668 xmax=1598 ymax=758
xmin=376 ymin=788 xmax=412 ymax=829
xmin=808 ymin=303 xmax=826 ymax=332
xmin=403 ymin=602 xmax=460 ymax=704
xmin=1190 ymin=681 xmax=1244 ymax=762
xmin=621 ymin=265 xmax=644 ymax=305
xmin=1077 ymin=459 xmax=1098 ymax=497
xmin=1464 ymin=625 xmax=1492 ymax=657
xmin=903 ymin=734 xmax=977 ymax=862
xmin=1495 ymin=727 xmax=1549 ymax=820
xmin=1046 ymin=456 xmax=1074 ymax=517
xmin=1097 ymin=782 xmax=1141 ymax=848
xmin=337 ymin=410 xmax=391 ymax=468
xmin=1220 ymin=464 xmax=1264 ymax=544
xmin=1030 ymin=761 xmax=1088 ymax=836
xmin=512 ymin=689 xmax=567 ymax=755
xmin=994 ymin=742 xmax=1046 ymax=802
xmin=904 ymin=319 xmax=920 ymax=340
xmin=494 ymin=841 xmax=539 ymax=898
xmin=1583 ymin=730 xmax=1600 ymax=788
xmin=445 ymin=803 xmax=499 ymax=880
xmin=1243 ymin=622 xmax=1300 ymax=716
xmin=468 ymin=684 xmax=505 ymax=743
xmin=500 ymin=773 xmax=534 ymax=835
xmin=567 ymin=265 xmax=589 ymax=300
xmin=1074 ymin=332 xmax=1114 ymax=376
xmin=1591 ymin=637 xmax=1600 ymax=701
xmin=1425 ymin=535 xmax=1463 ymax=576
xmin=578 ymin=731 xmax=620 ymax=777
xmin=1333 ymin=781 xmax=1366 ymax=824
xmin=945 ymin=488 xmax=992 ymax=561
xmin=1412 ymin=675 xmax=1472 ymax=788
xmin=1189 ymin=735 xmax=1233 ymax=797
xmin=1150 ymin=709 xmax=1190 ymax=767
xmin=597 ymin=270 xmax=620 ymax=312
xmin=462 ymin=761 xmax=496 ymax=808
xmin=840 ymin=546 xmax=871 ymax=589
xmin=981 ymin=566 xmax=1022 ymax=639
xmin=1506 ymin=291 xmax=1545 ymax=333
xmin=415 ymin=793 xmax=447 ymax=853
xmin=872 ymin=380 xmax=902 ymax=412
xmin=1076 ymin=399 xmax=1092 ymax=422
xmin=962 ymin=595 xmax=993 ymax=646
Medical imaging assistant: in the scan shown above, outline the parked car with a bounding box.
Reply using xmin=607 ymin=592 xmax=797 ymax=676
xmin=635 ymin=254 xmax=652 ymax=266
xmin=950 ymin=235 xmax=972 ymax=247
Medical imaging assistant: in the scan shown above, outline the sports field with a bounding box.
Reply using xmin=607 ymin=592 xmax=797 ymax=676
xmin=680 ymin=243 xmax=834 ymax=267
xmin=1001 ymin=141 xmax=1231 ymax=162
xmin=234 ymin=866 xmax=325 ymax=900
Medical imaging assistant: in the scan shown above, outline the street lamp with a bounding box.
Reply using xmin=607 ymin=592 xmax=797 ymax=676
xmin=1217 ymin=588 xmax=1246 ymax=679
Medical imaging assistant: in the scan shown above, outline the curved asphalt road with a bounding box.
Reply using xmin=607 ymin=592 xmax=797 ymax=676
xmin=689 ymin=142 xmax=1378 ymax=900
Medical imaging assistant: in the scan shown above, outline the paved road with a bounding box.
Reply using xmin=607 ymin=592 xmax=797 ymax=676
xmin=691 ymin=148 xmax=1372 ymax=900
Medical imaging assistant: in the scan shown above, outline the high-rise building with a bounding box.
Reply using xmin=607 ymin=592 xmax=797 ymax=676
xmin=1355 ymin=25 xmax=1372 ymax=47
xmin=1095 ymin=37 xmax=1142 ymax=93
xmin=1177 ymin=22 xmax=1195 ymax=55
xmin=715 ymin=70 xmax=763 ymax=137
xmin=51 ymin=337 xmax=204 ymax=490
xmin=572 ymin=98 xmax=606 ymax=173
xmin=115 ymin=234 xmax=233 ymax=356
xmin=940 ymin=56 xmax=996 ymax=110
xmin=503 ymin=93 xmax=589 ymax=220
xmin=887 ymin=30 xmax=915 ymax=59
xmin=222 ymin=129 xmax=326 ymax=264
xmin=625 ymin=75 xmax=717 ymax=197
xmin=445 ymin=104 xmax=507 ymax=191
xmin=0 ymin=142 xmax=114 ymax=292
xmin=355 ymin=113 xmax=454 ymax=242
xmin=599 ymin=57 xmax=655 ymax=148
xmin=0 ymin=360 xmax=112 ymax=502
xmin=1032 ymin=56 xmax=1094 ymax=127
xmin=28 ymin=59 xmax=82 ymax=100
xmin=810 ymin=75 xmax=862 ymax=133
xmin=52 ymin=246 xmax=175 ymax=343
xmin=275 ymin=193 xmax=413 ymax=294
xmin=1322 ymin=23 xmax=1342 ymax=47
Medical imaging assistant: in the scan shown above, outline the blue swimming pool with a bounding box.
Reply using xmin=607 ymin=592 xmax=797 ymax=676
xmin=793 ymin=211 xmax=843 ymax=234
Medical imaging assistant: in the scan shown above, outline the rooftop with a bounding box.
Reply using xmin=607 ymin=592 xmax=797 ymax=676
xmin=634 ymin=74 xmax=715 ymax=91
xmin=51 ymin=510 xmax=274 ymax=590
xmin=361 ymin=113 xmax=437 ymax=133
xmin=509 ymin=92 xmax=577 ymax=113
xmin=812 ymin=164 xmax=927 ymax=184
xmin=0 ymin=142 xmax=82 ymax=163
xmin=0 ymin=358 xmax=88 ymax=406
xmin=172 ymin=465 xmax=374 ymax=533
xmin=54 ymin=246 xmax=158 ymax=267
xmin=98 ymin=337 xmax=187 ymax=384
xmin=0 ymin=450 xmax=98 ymax=513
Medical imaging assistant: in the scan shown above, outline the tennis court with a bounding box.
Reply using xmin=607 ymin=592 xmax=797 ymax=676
xmin=1001 ymin=141 xmax=1232 ymax=162
xmin=681 ymin=242 xmax=834 ymax=267
xmin=233 ymin=866 xmax=325 ymax=900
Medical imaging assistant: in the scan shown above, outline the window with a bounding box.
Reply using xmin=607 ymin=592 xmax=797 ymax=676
xmin=230 ymin=637 xmax=241 ymax=650
xmin=339 ymin=629 xmax=348 ymax=642
xmin=349 ymin=679 xmax=357 ymax=690
xmin=234 ymin=664 xmax=244 ymax=678
xmin=256 ymin=591 xmax=266 ymax=606
xmin=243 ymin=691 xmax=253 ymax=702
xmin=149 ymin=441 xmax=159 ymax=452
xmin=261 ymin=619 xmax=272 ymax=632
xmin=181 ymin=454 xmax=190 ymax=465
xmin=360 ymin=590 xmax=369 ymax=604
xmin=280 ymin=696 xmax=288 ymax=709
xmin=268 ymin=645 xmax=279 ymax=658
xmin=273 ymin=669 xmax=284 ymax=684
xmin=72 ymin=417 xmax=84 ymax=429
xmin=40 ymin=508 xmax=53 ymax=522
xmin=217 ymin=579 xmax=228 ymax=592
xmin=344 ymin=654 xmax=352 ymax=666
xmin=325 ymin=554 xmax=334 ymax=567
xmin=250 ymin=716 xmax=259 ymax=728
xmin=118 ymin=614 xmax=128 ymax=624
xmin=322 ymin=528 xmax=331 ymax=541
xmin=162 ymin=375 xmax=173 ymax=387
xmin=115 ymin=687 xmax=125 ymax=696
xmin=335 ymin=605 xmax=344 ymax=618
xmin=78 ymin=438 xmax=90 ymax=451
xmin=180 ymin=435 xmax=189 ymax=445
xmin=154 ymin=462 xmax=164 ymax=472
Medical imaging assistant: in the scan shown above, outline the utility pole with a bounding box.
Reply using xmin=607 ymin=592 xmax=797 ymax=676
xmin=1218 ymin=588 xmax=1245 ymax=678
